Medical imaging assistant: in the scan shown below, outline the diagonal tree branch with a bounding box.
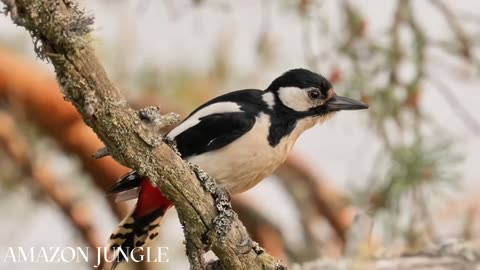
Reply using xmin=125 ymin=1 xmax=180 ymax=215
xmin=0 ymin=0 xmax=285 ymax=269
xmin=277 ymin=155 xmax=353 ymax=245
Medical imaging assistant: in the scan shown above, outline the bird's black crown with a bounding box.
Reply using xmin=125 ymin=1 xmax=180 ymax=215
xmin=266 ymin=68 xmax=332 ymax=93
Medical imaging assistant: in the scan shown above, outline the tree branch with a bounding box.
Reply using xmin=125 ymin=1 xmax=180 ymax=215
xmin=287 ymin=155 xmax=353 ymax=239
xmin=0 ymin=0 xmax=284 ymax=269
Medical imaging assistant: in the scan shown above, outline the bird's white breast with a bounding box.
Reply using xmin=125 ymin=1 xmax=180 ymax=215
xmin=187 ymin=113 xmax=322 ymax=193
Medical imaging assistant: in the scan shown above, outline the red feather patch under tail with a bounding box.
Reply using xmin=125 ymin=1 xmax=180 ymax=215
xmin=108 ymin=178 xmax=173 ymax=269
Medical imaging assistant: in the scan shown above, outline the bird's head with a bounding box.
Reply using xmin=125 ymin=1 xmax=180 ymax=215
xmin=265 ymin=68 xmax=368 ymax=120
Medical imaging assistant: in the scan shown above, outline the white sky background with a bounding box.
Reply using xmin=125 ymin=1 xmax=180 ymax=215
xmin=0 ymin=0 xmax=480 ymax=269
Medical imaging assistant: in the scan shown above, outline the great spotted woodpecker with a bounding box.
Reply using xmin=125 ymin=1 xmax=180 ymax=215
xmin=106 ymin=68 xmax=368 ymax=265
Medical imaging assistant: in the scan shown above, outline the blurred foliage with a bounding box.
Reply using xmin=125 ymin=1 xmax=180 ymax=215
xmin=368 ymin=139 xmax=461 ymax=212
xmin=353 ymin=138 xmax=463 ymax=245
xmin=341 ymin=0 xmax=477 ymax=248
xmin=294 ymin=0 xmax=479 ymax=248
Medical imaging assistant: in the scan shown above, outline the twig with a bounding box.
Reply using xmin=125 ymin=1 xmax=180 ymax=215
xmin=277 ymin=155 xmax=353 ymax=245
xmin=430 ymin=0 xmax=472 ymax=59
xmin=344 ymin=211 xmax=373 ymax=257
xmin=93 ymin=146 xmax=109 ymax=159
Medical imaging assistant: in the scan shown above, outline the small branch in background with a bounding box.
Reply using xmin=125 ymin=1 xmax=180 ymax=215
xmin=277 ymin=154 xmax=353 ymax=245
xmin=344 ymin=211 xmax=373 ymax=257
xmin=0 ymin=112 xmax=104 ymax=265
xmin=430 ymin=0 xmax=472 ymax=60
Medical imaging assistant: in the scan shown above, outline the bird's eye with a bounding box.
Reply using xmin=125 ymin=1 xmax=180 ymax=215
xmin=308 ymin=89 xmax=322 ymax=100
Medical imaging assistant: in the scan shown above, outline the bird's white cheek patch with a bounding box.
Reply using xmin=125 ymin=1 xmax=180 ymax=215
xmin=167 ymin=102 xmax=241 ymax=139
xmin=278 ymin=87 xmax=311 ymax=112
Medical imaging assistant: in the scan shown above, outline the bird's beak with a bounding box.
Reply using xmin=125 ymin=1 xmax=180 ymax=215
xmin=326 ymin=95 xmax=369 ymax=111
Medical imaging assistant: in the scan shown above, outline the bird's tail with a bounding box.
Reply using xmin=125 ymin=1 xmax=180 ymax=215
xmin=108 ymin=177 xmax=173 ymax=269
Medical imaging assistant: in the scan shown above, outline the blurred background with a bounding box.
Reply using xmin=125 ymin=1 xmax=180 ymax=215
xmin=0 ymin=0 xmax=480 ymax=269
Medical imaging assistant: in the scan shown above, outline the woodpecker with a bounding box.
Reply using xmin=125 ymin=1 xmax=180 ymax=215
xmin=106 ymin=68 xmax=368 ymax=265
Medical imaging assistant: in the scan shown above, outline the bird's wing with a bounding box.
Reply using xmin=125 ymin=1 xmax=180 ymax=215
xmin=106 ymin=170 xmax=143 ymax=200
xmin=107 ymin=171 xmax=142 ymax=194
xmin=167 ymin=89 xmax=263 ymax=158
xmin=171 ymin=111 xmax=256 ymax=158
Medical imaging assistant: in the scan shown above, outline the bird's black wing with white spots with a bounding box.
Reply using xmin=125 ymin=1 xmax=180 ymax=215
xmin=173 ymin=111 xmax=256 ymax=158
xmin=168 ymin=89 xmax=266 ymax=158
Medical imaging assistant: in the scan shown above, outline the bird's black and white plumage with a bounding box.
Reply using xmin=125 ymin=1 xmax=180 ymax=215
xmin=106 ymin=68 xmax=368 ymax=266
xmin=166 ymin=68 xmax=366 ymax=192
